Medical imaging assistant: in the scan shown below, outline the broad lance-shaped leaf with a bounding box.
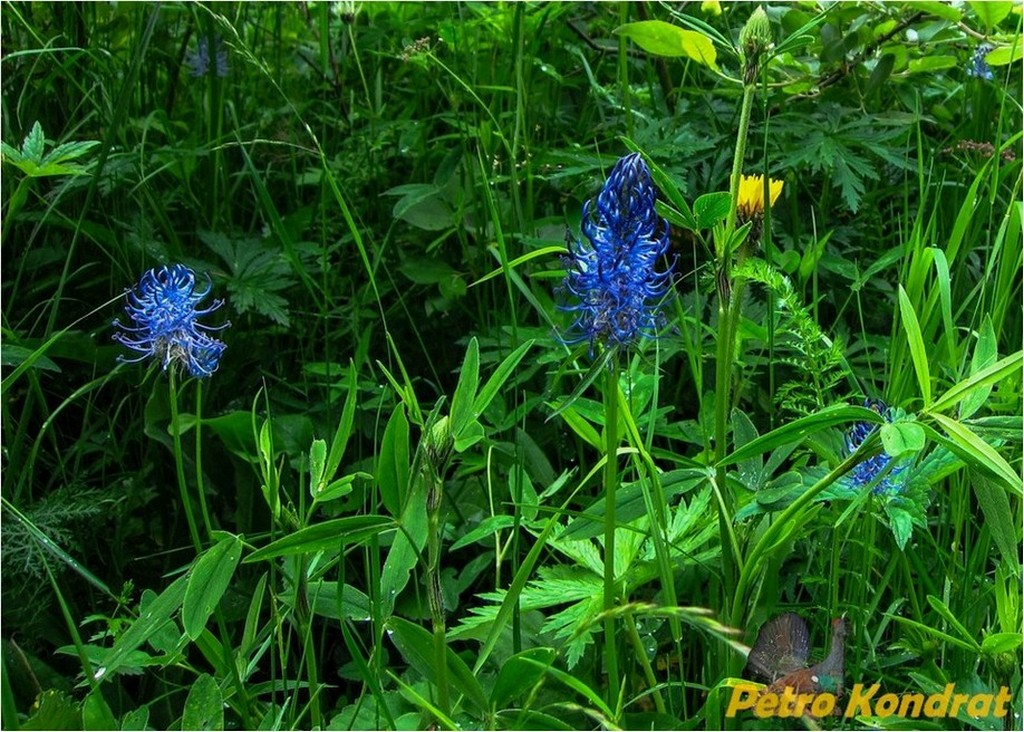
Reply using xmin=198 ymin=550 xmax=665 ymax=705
xmin=183 ymin=534 xmax=243 ymax=640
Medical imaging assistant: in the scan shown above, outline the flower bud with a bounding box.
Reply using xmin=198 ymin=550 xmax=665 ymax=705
xmin=740 ymin=6 xmax=772 ymax=84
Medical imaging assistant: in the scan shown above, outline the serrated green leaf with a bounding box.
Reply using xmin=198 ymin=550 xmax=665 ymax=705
xmin=183 ymin=535 xmax=243 ymax=640
xmin=693 ymin=191 xmax=731 ymax=229
xmin=22 ymin=121 xmax=45 ymax=160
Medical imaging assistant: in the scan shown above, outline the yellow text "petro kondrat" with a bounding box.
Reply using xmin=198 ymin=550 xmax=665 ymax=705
xmin=726 ymin=683 xmax=1015 ymax=719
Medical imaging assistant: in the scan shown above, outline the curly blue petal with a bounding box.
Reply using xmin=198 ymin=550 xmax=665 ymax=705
xmin=113 ymin=264 xmax=229 ymax=378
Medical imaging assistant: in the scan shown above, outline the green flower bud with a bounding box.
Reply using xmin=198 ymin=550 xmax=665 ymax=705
xmin=740 ymin=6 xmax=772 ymax=84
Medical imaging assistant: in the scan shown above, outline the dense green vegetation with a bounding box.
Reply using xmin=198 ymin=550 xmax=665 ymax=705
xmin=2 ymin=2 xmax=1021 ymax=729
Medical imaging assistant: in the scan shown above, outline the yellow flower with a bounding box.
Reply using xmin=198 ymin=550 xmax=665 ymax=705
xmin=701 ymin=0 xmax=722 ymax=15
xmin=736 ymin=174 xmax=783 ymax=219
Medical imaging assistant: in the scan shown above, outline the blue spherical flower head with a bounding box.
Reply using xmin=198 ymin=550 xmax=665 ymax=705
xmin=844 ymin=398 xmax=907 ymax=494
xmin=562 ymin=153 xmax=674 ymax=351
xmin=113 ymin=264 xmax=229 ymax=378
xmin=967 ymin=44 xmax=994 ymax=81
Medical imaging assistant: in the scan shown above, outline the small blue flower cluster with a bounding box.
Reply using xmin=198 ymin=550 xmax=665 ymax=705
xmin=845 ymin=398 xmax=906 ymax=494
xmin=967 ymin=44 xmax=994 ymax=81
xmin=562 ymin=153 xmax=674 ymax=351
xmin=187 ymin=35 xmax=229 ymax=78
xmin=114 ymin=264 xmax=229 ymax=378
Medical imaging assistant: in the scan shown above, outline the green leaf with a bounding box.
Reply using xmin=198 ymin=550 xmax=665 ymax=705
xmin=314 ymin=471 xmax=370 ymax=503
xmin=183 ymin=535 xmax=243 ymax=640
xmin=880 ymin=422 xmax=925 ymax=457
xmin=451 ymin=338 xmax=480 ymax=438
xmin=907 ymin=56 xmax=958 ymax=73
xmin=986 ymin=44 xmax=1023 ymax=67
xmin=491 ymin=647 xmax=557 ymax=708
xmin=380 ymin=477 xmax=428 ymax=618
xmin=21 ymin=690 xmax=80 ymax=731
xmin=970 ymin=1 xmax=1013 ymax=29
xmin=453 ymin=419 xmax=485 ymax=453
xmin=244 ymin=515 xmax=395 ymax=562
xmin=971 ymin=471 xmax=1021 ymax=571
xmin=517 ymin=656 xmax=614 ymax=719
xmin=182 ymin=673 xmax=224 ymax=731
xmin=22 ymin=121 xmax=45 ymax=161
xmin=884 ymin=503 xmax=914 ymax=550
xmin=926 ymin=415 xmax=1022 ymax=496
xmin=96 ymin=574 xmax=188 ymax=682
xmin=449 ymin=515 xmax=516 ymax=551
xmin=931 ymin=351 xmax=1022 ymax=415
xmin=324 ymin=363 xmax=359 ymax=484
xmin=693 ymin=191 xmax=731 ymax=229
xmin=473 ymin=340 xmax=534 ymax=417
xmin=981 ymin=632 xmax=1022 ymax=655
xmin=926 ymin=595 xmax=980 ymax=650
xmin=378 ymin=406 xmax=410 ymax=517
xmin=308 ymin=439 xmax=327 ymax=498
xmin=912 ymin=1 xmax=963 ymax=21
xmin=120 ymin=706 xmax=150 ymax=731
xmin=386 ymin=617 xmax=489 ymax=714
xmin=720 ymin=404 xmax=881 ymax=467
xmin=615 ymin=20 xmax=718 ymax=68
xmin=961 ymin=317 xmax=998 ymax=419
xmin=81 ymin=690 xmax=117 ymax=731
xmin=898 ymin=285 xmax=931 ymax=406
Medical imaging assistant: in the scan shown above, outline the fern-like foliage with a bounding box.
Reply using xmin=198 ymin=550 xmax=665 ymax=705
xmin=736 ymin=258 xmax=848 ymax=416
xmin=451 ymin=488 xmax=718 ymax=669
xmin=775 ymin=104 xmax=915 ymax=213
xmin=200 ymin=230 xmax=295 ymax=326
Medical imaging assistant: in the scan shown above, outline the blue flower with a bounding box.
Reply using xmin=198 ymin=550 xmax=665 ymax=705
xmin=113 ymin=264 xmax=229 ymax=378
xmin=967 ymin=44 xmax=994 ymax=81
xmin=561 ymin=153 xmax=674 ymax=351
xmin=187 ymin=35 xmax=229 ymax=78
xmin=844 ymin=398 xmax=907 ymax=494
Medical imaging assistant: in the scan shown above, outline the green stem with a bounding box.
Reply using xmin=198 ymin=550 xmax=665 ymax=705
xmin=729 ymin=451 xmax=863 ymax=630
xmin=713 ymin=82 xmax=758 ymax=618
xmin=603 ymin=357 xmax=620 ymax=710
xmin=427 ymin=473 xmax=450 ymax=716
xmin=194 ymin=380 xmax=214 ymax=541
xmin=169 ymin=369 xmax=202 ymax=553
xmin=625 ymin=611 xmax=665 ymax=714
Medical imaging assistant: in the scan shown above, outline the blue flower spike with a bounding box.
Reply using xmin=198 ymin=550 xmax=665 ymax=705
xmin=113 ymin=264 xmax=229 ymax=378
xmin=187 ymin=35 xmax=230 ymax=78
xmin=845 ymin=398 xmax=907 ymax=494
xmin=562 ymin=153 xmax=674 ymax=352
